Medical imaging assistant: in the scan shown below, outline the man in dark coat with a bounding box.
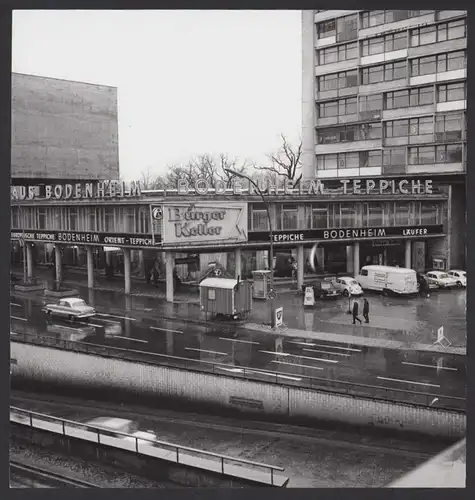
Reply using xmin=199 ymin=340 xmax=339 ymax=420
xmin=363 ymin=298 xmax=370 ymax=323
xmin=352 ymin=300 xmax=362 ymax=325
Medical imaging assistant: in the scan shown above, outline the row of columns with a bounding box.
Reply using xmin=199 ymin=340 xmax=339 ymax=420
xmin=21 ymin=239 xmax=413 ymax=301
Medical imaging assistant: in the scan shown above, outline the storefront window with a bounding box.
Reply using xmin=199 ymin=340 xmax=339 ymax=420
xmin=137 ymin=208 xmax=149 ymax=233
xmin=87 ymin=209 xmax=96 ymax=231
xmin=281 ymin=205 xmax=298 ymax=230
xmin=69 ymin=207 xmax=78 ymax=231
xmin=311 ymin=205 xmax=329 ymax=228
xmin=104 ymin=207 xmax=114 ymax=232
xmin=339 ymin=203 xmax=357 ymax=228
xmin=251 ymin=204 xmax=268 ymax=231
xmin=124 ymin=207 xmax=135 ymax=233
xmin=394 ymin=203 xmax=411 ymax=225
xmin=364 ymin=203 xmax=384 ymax=226
xmin=11 ymin=206 xmax=19 ymax=228
xmin=38 ymin=208 xmax=46 ymax=230
xmin=421 ymin=202 xmax=439 ymax=224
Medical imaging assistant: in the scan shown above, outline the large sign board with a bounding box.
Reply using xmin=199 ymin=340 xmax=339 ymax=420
xmin=11 ymin=180 xmax=141 ymax=201
xmin=10 ymin=230 xmax=160 ymax=248
xmin=248 ymin=225 xmax=444 ymax=243
xmin=176 ymin=177 xmax=434 ymax=196
xmin=162 ymin=202 xmax=248 ymax=245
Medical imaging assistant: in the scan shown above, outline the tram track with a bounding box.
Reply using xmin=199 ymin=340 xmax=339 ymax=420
xmin=10 ymin=460 xmax=99 ymax=488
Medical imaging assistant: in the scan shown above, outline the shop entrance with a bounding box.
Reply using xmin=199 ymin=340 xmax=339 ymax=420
xmin=361 ymin=240 xmax=405 ymax=267
xmin=323 ymin=243 xmax=347 ymax=275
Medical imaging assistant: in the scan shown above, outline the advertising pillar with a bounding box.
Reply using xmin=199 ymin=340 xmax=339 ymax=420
xmin=123 ymin=248 xmax=131 ymax=295
xmin=405 ymin=240 xmax=412 ymax=269
xmin=165 ymin=251 xmax=174 ymax=302
xmin=235 ymin=247 xmax=242 ymax=279
xmin=297 ymin=245 xmax=304 ymax=289
xmin=353 ymin=242 xmax=360 ymax=276
xmin=54 ymin=245 xmax=62 ymax=285
xmin=26 ymin=243 xmax=34 ymax=279
xmin=86 ymin=247 xmax=94 ymax=289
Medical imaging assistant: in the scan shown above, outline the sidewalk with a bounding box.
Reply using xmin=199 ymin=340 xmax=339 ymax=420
xmin=11 ymin=266 xmax=466 ymax=354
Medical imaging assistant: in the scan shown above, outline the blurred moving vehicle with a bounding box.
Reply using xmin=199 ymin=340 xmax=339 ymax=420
xmin=84 ymin=417 xmax=157 ymax=445
xmin=332 ymin=276 xmax=363 ymax=296
xmin=44 ymin=297 xmax=96 ymax=321
xmin=426 ymin=271 xmax=459 ymax=289
xmin=447 ymin=270 xmax=466 ymax=288
xmin=355 ymin=265 xmax=418 ymax=296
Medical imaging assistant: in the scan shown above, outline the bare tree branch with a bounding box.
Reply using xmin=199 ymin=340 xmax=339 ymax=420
xmin=256 ymin=134 xmax=303 ymax=187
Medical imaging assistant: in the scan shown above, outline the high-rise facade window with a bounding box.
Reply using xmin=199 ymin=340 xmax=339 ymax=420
xmin=361 ymin=61 xmax=406 ymax=85
xmin=437 ymin=82 xmax=466 ymax=102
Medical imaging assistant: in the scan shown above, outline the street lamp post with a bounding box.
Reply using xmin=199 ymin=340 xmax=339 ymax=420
xmin=224 ymin=169 xmax=276 ymax=328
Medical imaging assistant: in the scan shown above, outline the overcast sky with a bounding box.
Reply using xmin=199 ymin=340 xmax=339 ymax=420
xmin=12 ymin=10 xmax=302 ymax=180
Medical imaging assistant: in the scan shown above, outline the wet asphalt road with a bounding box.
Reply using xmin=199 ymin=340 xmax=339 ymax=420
xmin=10 ymin=296 xmax=466 ymax=410
xmin=11 ymin=391 xmax=450 ymax=488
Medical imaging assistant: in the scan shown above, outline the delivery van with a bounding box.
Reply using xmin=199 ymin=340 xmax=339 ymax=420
xmin=355 ymin=265 xmax=418 ymax=296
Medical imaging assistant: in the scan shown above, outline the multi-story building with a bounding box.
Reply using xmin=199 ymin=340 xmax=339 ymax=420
xmin=302 ymin=9 xmax=467 ymax=270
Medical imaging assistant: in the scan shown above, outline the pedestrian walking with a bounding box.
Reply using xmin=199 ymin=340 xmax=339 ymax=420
xmin=363 ymin=298 xmax=370 ymax=323
xmin=352 ymin=300 xmax=362 ymax=325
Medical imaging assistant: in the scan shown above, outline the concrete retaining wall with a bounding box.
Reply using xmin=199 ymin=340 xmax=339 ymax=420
xmin=11 ymin=342 xmax=465 ymax=438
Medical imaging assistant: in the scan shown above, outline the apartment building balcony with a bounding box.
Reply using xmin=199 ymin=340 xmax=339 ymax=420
xmin=315 ymin=59 xmax=359 ymax=76
xmin=358 ymin=12 xmax=435 ymax=39
xmin=408 ymin=37 xmax=466 ymax=59
xmin=410 ymin=68 xmax=466 ymax=87
xmin=407 ymin=162 xmax=464 ymax=175
xmin=315 ymin=140 xmax=382 ymax=155
xmin=436 ymin=100 xmax=466 ymax=113
xmin=360 ymin=49 xmax=408 ymax=67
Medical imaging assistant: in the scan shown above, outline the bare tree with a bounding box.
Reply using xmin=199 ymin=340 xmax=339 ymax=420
xmin=166 ymin=154 xmax=250 ymax=189
xmin=256 ymin=134 xmax=303 ymax=187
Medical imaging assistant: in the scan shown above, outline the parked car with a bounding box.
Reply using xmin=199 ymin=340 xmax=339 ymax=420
xmin=332 ymin=276 xmax=363 ymax=297
xmin=426 ymin=271 xmax=459 ymax=289
xmin=44 ymin=297 xmax=96 ymax=321
xmin=310 ymin=278 xmax=341 ymax=299
xmin=447 ymin=270 xmax=466 ymax=288
xmin=416 ymin=272 xmax=439 ymax=290
xmin=355 ymin=265 xmax=418 ymax=296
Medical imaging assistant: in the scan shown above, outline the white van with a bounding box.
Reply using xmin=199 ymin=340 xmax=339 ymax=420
xmin=355 ymin=265 xmax=418 ymax=296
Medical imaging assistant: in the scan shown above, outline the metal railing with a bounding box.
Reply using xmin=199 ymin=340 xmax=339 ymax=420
xmin=10 ymin=406 xmax=286 ymax=487
xmin=10 ymin=330 xmax=466 ymax=412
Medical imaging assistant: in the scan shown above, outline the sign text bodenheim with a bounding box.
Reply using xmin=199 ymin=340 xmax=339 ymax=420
xmin=11 ymin=180 xmax=141 ymax=201
xmin=176 ymin=178 xmax=434 ymax=196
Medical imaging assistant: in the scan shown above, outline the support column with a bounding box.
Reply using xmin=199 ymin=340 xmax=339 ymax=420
xmin=26 ymin=243 xmax=34 ymax=279
xmin=353 ymin=242 xmax=360 ymax=276
xmin=346 ymin=245 xmax=354 ymax=275
xmin=235 ymin=248 xmax=242 ymax=279
xmin=405 ymin=240 xmax=412 ymax=269
xmin=165 ymin=251 xmax=174 ymax=303
xmin=54 ymin=245 xmax=62 ymax=286
xmin=297 ymin=245 xmax=304 ymax=289
xmin=123 ymin=248 xmax=131 ymax=295
xmin=138 ymin=250 xmax=145 ymax=277
xmin=86 ymin=246 xmax=94 ymax=289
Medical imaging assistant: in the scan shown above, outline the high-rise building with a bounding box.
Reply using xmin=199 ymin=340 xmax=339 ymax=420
xmin=301 ymin=10 xmax=466 ymax=269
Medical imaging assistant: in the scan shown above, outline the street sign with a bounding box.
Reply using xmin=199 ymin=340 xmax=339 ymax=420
xmin=268 ymin=289 xmax=276 ymax=300
xmin=275 ymin=307 xmax=283 ymax=327
xmin=304 ymin=286 xmax=315 ymax=307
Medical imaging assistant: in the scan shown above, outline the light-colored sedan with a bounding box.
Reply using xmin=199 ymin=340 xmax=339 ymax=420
xmin=332 ymin=276 xmax=364 ymax=296
xmin=44 ymin=297 xmax=96 ymax=321
xmin=425 ymin=271 xmax=459 ymax=289
xmin=448 ymin=270 xmax=466 ymax=288
xmin=84 ymin=417 xmax=157 ymax=445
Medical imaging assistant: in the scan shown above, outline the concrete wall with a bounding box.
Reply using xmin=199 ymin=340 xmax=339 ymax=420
xmin=11 ymin=342 xmax=465 ymax=439
xmin=11 ymin=73 xmax=119 ymax=181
